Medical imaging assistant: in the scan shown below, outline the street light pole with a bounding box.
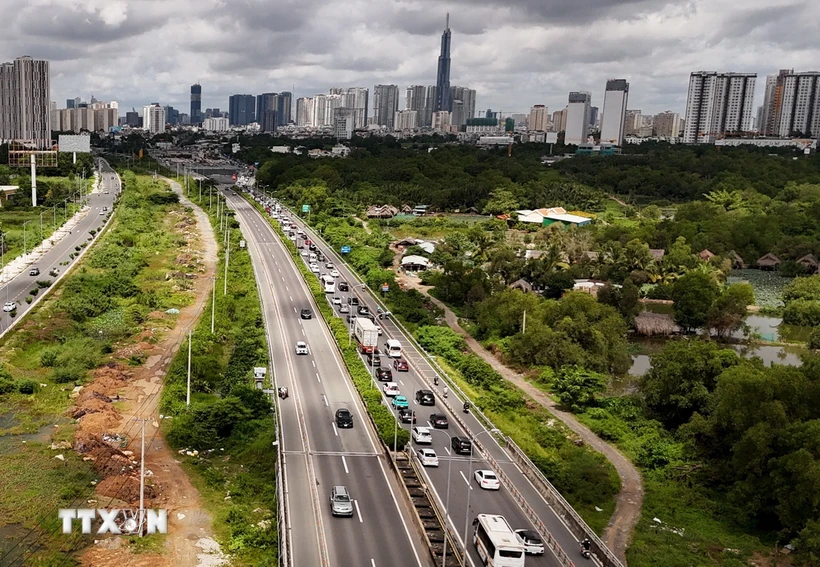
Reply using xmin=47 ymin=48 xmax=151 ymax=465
xmin=211 ymin=276 xmax=216 ymax=334
xmin=223 ymin=229 xmax=229 ymax=296
xmin=22 ymin=220 xmax=30 ymax=258
xmin=461 ymin=428 xmax=501 ymax=563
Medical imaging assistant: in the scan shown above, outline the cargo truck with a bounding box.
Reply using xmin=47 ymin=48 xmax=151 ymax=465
xmin=353 ymin=317 xmax=379 ymax=354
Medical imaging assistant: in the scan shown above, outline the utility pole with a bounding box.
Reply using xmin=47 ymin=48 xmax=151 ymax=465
xmin=134 ymin=417 xmax=152 ymax=536
xmin=186 ymin=330 xmax=192 ymax=406
xmin=224 ymin=230 xmax=229 ymax=296
xmin=211 ymin=276 xmax=216 ymax=334
xmin=522 ymin=310 xmax=527 ymax=334
xmin=22 ymin=220 xmax=30 ymax=258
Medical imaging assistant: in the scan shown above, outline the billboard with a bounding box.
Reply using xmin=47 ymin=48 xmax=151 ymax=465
xmin=58 ymin=135 xmax=91 ymax=153
xmin=545 ymin=132 xmax=559 ymax=144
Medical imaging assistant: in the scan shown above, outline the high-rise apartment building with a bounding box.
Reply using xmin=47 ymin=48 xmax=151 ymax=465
xmin=0 ymin=56 xmax=51 ymax=145
xmin=333 ymin=107 xmax=355 ymax=140
xmin=228 ymin=94 xmax=256 ymax=126
xmin=528 ymin=105 xmax=548 ymax=131
xmin=394 ymin=110 xmax=417 ymax=130
xmin=600 ymin=79 xmax=629 ymax=145
xmin=190 ymin=83 xmax=202 ymax=125
xmin=564 ymin=92 xmax=591 ymax=145
xmin=761 ymin=70 xmax=820 ymax=138
xmin=653 ymin=111 xmax=682 ymax=138
xmin=276 ymin=92 xmax=292 ymax=126
xmin=435 ymin=14 xmax=452 ymax=112
xmin=551 ymin=108 xmax=566 ymax=132
xmin=373 ymin=84 xmax=399 ymax=128
xmin=432 ymin=110 xmax=451 ymax=132
xmin=683 ymin=71 xmax=756 ymax=143
xmin=449 ymin=86 xmax=476 ymax=126
xmin=256 ymin=93 xmax=277 ymax=132
xmin=202 ymin=117 xmax=229 ymax=132
xmin=296 ymin=97 xmax=314 ymax=126
xmin=623 ymin=110 xmax=642 ymax=136
xmin=406 ymin=85 xmax=434 ymax=127
xmin=142 ymin=104 xmax=166 ymax=134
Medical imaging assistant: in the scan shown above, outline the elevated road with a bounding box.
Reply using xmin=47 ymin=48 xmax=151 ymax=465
xmin=223 ymin=188 xmax=430 ymax=567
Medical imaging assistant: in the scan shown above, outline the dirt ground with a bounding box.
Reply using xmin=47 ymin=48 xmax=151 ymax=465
xmin=66 ymin=179 xmax=225 ymax=566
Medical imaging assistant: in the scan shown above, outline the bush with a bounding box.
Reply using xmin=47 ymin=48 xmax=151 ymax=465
xmin=40 ymin=349 xmax=58 ymax=367
xmin=25 ymin=297 xmax=32 ymax=304
xmin=17 ymin=380 xmax=37 ymax=394
xmin=52 ymin=365 xmax=85 ymax=384
xmin=0 ymin=378 xmax=16 ymax=394
xmin=30 ymin=288 xmax=38 ymax=296
xmin=36 ymin=280 xmax=52 ymax=289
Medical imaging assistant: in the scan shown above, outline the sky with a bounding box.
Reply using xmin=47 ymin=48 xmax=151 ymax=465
xmin=1 ymin=0 xmax=819 ymax=119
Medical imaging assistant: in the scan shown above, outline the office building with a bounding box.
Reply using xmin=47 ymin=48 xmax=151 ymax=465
xmin=164 ymin=105 xmax=180 ymax=126
xmin=190 ymin=83 xmax=202 ymax=125
xmin=528 ymin=105 xmax=548 ymax=131
xmin=202 ymin=117 xmax=229 ymax=132
xmin=256 ymin=93 xmax=277 ymax=132
xmin=683 ymin=71 xmax=756 ymax=143
xmin=761 ymin=70 xmax=820 ymax=138
xmin=600 ymin=79 xmax=629 ymax=145
xmin=653 ymin=111 xmax=682 ymax=137
xmin=228 ymin=94 xmax=256 ymax=126
xmin=373 ymin=84 xmax=400 ymax=128
xmin=393 ymin=110 xmax=417 ymax=130
xmin=435 ymin=14 xmax=452 ymax=112
xmin=66 ymin=97 xmax=81 ymax=109
xmin=142 ymin=103 xmax=165 ymax=134
xmin=0 ymin=56 xmax=51 ymax=145
xmin=564 ymin=92 xmax=591 ymax=145
xmin=125 ymin=111 xmax=141 ymax=128
xmin=333 ymin=107 xmax=355 ymax=140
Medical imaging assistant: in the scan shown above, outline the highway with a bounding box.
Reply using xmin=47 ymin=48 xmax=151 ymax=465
xmin=222 ymin=187 xmax=431 ymax=567
xmin=0 ymin=159 xmax=120 ymax=337
xmin=253 ymin=193 xmax=594 ymax=567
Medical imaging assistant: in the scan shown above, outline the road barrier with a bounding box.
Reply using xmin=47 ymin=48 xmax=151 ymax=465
xmin=274 ymin=200 xmax=624 ymax=567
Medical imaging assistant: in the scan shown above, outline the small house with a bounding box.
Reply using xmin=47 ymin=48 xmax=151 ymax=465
xmin=757 ymin=253 xmax=781 ymax=270
xmin=728 ymin=251 xmax=747 ymax=269
xmin=366 ymin=205 xmax=399 ymax=219
xmin=508 ymin=279 xmax=534 ymax=293
xmin=797 ymin=254 xmax=820 ymax=273
xmin=699 ymin=249 xmax=715 ymax=261
xmin=572 ymin=279 xmax=608 ymax=296
xmin=401 ymin=255 xmax=430 ymax=272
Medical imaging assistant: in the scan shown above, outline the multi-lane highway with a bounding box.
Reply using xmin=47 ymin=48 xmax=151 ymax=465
xmin=222 ymin=188 xmax=431 ymax=567
xmin=252 ymin=194 xmax=595 ymax=567
xmin=0 ymin=159 xmax=120 ymax=336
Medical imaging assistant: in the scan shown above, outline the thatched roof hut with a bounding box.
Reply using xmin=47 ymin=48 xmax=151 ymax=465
xmin=797 ymin=254 xmax=819 ymax=273
xmin=634 ymin=312 xmax=681 ymax=336
xmin=728 ymin=251 xmax=746 ymax=269
xmin=699 ymin=249 xmax=715 ymax=261
xmin=757 ymin=252 xmax=781 ymax=270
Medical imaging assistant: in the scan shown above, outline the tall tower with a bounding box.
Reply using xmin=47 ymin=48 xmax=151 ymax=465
xmin=190 ymin=83 xmax=202 ymax=125
xmin=600 ymin=79 xmax=629 ymax=145
xmin=435 ymin=14 xmax=452 ymax=113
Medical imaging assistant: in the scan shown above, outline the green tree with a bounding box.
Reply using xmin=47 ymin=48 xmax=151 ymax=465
xmin=670 ymin=271 xmax=720 ymax=331
xmin=552 ymin=366 xmax=607 ymax=411
xmin=707 ymin=283 xmax=754 ymax=339
xmin=809 ymin=327 xmax=820 ymax=350
xmin=482 ymin=187 xmax=519 ymax=215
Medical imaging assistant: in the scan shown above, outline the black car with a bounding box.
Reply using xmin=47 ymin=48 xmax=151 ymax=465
xmin=367 ymin=350 xmax=382 ymax=366
xmin=415 ymin=389 xmax=435 ymax=406
xmin=346 ymin=314 xmax=355 ymax=324
xmin=347 ymin=296 xmax=359 ymax=306
xmin=429 ymin=413 xmax=449 ymax=429
xmin=338 ymin=281 xmax=349 ymax=292
xmin=300 ymin=308 xmax=312 ymax=319
xmin=335 ymin=408 xmax=353 ymax=428
xmin=376 ymin=367 xmax=393 ymax=381
xmin=398 ymin=408 xmax=416 ymax=424
xmin=451 ymin=436 xmax=472 ymax=455
xmin=357 ymin=306 xmax=370 ymax=316
xmin=309 ymin=243 xmax=317 ymax=251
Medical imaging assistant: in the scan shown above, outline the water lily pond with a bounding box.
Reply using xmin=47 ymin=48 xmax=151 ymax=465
xmin=728 ymin=269 xmax=792 ymax=308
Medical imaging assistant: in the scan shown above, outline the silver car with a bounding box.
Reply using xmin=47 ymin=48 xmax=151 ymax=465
xmin=330 ymin=486 xmax=354 ymax=517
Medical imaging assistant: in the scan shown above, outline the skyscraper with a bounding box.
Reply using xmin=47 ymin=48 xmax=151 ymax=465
xmin=761 ymin=70 xmax=820 ymax=138
xmin=528 ymin=105 xmax=548 ymax=131
xmin=449 ymin=86 xmax=476 ymax=125
xmin=564 ymin=92 xmax=591 ymax=145
xmin=0 ymin=56 xmax=50 ymax=145
xmin=276 ymin=92 xmax=292 ymax=126
xmin=653 ymin=111 xmax=682 ymax=138
xmin=435 ymin=14 xmax=452 ymax=112
xmin=228 ymin=94 xmax=256 ymax=126
xmin=683 ymin=71 xmax=756 ymax=143
xmin=256 ymin=93 xmax=277 ymax=132
xmin=373 ymin=84 xmax=399 ymax=128
xmin=296 ymin=97 xmax=314 ymax=126
xmin=142 ymin=104 xmax=166 ymax=134
xmin=333 ymin=107 xmax=355 ymax=140
xmin=190 ymin=83 xmax=202 ymax=125
xmin=600 ymin=79 xmax=629 ymax=145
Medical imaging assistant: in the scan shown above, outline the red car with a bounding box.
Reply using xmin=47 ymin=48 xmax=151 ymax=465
xmin=393 ymin=359 xmax=409 ymax=372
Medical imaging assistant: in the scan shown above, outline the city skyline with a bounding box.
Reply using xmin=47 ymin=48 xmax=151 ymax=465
xmin=5 ymin=0 xmax=817 ymax=120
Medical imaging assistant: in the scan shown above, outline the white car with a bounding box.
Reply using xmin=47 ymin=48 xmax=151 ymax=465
xmin=416 ymin=448 xmax=439 ymax=467
xmin=295 ymin=341 xmax=309 ymax=355
xmin=3 ymin=301 xmax=15 ymax=312
xmin=297 ymin=229 xmax=304 ymax=235
xmin=382 ymin=382 xmax=400 ymax=397
xmin=411 ymin=426 xmax=432 ymax=444
xmin=300 ymin=250 xmax=310 ymax=257
xmin=332 ymin=297 xmax=342 ymax=306
xmin=515 ymin=530 xmax=545 ymax=555
xmin=326 ymin=263 xmax=334 ymax=269
xmin=374 ymin=324 xmax=383 ymax=336
xmin=330 ymin=269 xmax=340 ymax=278
xmin=474 ymin=469 xmax=501 ymax=490
xmin=309 ymin=263 xmax=320 ymax=273
xmin=339 ymin=304 xmax=350 ymax=313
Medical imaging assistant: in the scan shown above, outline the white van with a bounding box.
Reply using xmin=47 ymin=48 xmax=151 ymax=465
xmin=385 ymin=339 xmax=402 ymax=358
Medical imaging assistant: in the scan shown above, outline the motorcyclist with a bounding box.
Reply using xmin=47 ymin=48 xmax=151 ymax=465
xmin=433 ymin=376 xmax=439 ymax=386
xmin=463 ymin=401 xmax=470 ymax=413
xmin=443 ymin=386 xmax=448 ymax=398
xmin=580 ymin=538 xmax=591 ymax=558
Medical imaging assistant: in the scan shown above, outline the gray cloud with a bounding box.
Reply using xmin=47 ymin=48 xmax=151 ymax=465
xmin=0 ymin=0 xmax=817 ymax=118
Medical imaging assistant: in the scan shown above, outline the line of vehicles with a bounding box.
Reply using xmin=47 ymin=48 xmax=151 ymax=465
xmin=257 ymin=192 xmax=550 ymax=565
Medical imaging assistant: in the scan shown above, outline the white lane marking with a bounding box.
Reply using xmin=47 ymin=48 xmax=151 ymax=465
xmin=316 ymin=372 xmax=321 ymax=383
xmin=286 ymin=286 xmax=289 ymax=291
xmin=289 ymin=296 xmax=293 ymax=302
xmin=371 ymin=560 xmax=376 ymax=567
xmin=322 ymin=394 xmax=328 ymax=406
xmin=354 ymin=500 xmax=363 ymax=523
xmin=399 ymin=380 xmax=404 ymax=386
xmin=460 ymin=470 xmax=473 ymax=488
xmin=332 ymin=422 xmax=338 ymax=437
xmin=342 ymin=456 xmax=349 ymax=474
xmin=302 ymin=328 xmax=306 ymax=336
xmin=444 ymin=446 xmax=451 ymax=455
xmin=374 ymin=458 xmax=425 ymax=566
xmin=312 ymin=360 xmax=316 ymax=367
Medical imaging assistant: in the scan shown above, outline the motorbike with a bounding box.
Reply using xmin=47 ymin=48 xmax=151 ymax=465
xmin=433 ymin=376 xmax=439 ymax=386
xmin=580 ymin=538 xmax=592 ymax=559
xmin=463 ymin=403 xmax=470 ymax=414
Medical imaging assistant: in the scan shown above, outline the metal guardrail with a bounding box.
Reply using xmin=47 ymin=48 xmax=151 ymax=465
xmin=277 ymin=201 xmax=624 ymax=567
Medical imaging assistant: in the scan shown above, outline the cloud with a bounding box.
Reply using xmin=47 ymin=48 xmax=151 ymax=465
xmin=0 ymin=0 xmax=816 ymax=118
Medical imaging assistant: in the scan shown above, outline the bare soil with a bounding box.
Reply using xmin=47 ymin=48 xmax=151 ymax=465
xmin=65 ymin=179 xmax=224 ymax=566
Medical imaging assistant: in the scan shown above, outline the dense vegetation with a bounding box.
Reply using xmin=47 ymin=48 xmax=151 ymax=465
xmin=159 ymin=183 xmax=278 ymax=565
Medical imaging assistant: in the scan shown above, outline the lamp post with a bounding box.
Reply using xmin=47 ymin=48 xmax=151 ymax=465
xmin=22 ymin=220 xmax=31 ymax=259
xmin=211 ymin=275 xmax=217 ymax=334
xmin=427 ymin=429 xmax=454 ymax=567
xmin=462 ymin=428 xmax=502 ymax=563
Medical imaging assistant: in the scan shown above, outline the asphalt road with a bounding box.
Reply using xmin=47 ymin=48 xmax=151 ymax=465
xmin=223 ymin=188 xmax=430 ymax=567
xmin=0 ymin=159 xmax=120 ymax=336
xmin=256 ymin=194 xmax=595 ymax=567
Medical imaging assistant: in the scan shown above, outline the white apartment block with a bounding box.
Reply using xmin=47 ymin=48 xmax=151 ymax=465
xmin=393 ymin=109 xmax=417 ymax=130
xmin=600 ymin=79 xmax=629 ymax=145
xmin=432 ymin=110 xmax=451 ymax=132
xmin=564 ymin=91 xmax=591 ymax=145
xmin=142 ymin=104 xmax=166 ymax=135
xmin=528 ymin=105 xmax=548 ymax=131
xmin=202 ymin=117 xmax=229 ymax=132
xmin=683 ymin=71 xmax=756 ymax=143
xmin=771 ymin=72 xmax=820 ymax=138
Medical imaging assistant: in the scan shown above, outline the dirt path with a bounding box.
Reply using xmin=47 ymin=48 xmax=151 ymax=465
xmin=355 ymin=216 xmax=372 ymax=234
xmin=397 ymin=273 xmax=642 ymax=563
xmin=77 ymin=178 xmax=224 ymax=567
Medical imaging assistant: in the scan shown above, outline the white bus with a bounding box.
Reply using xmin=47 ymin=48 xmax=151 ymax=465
xmin=473 ymin=514 xmax=526 ymax=567
xmin=385 ymin=339 xmax=402 ymax=358
xmin=322 ymin=274 xmax=335 ymax=293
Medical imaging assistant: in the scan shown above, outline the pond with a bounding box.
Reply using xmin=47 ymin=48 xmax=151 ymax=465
xmin=728 ymin=269 xmax=792 ymax=308
xmin=629 ymin=343 xmax=807 ymax=376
